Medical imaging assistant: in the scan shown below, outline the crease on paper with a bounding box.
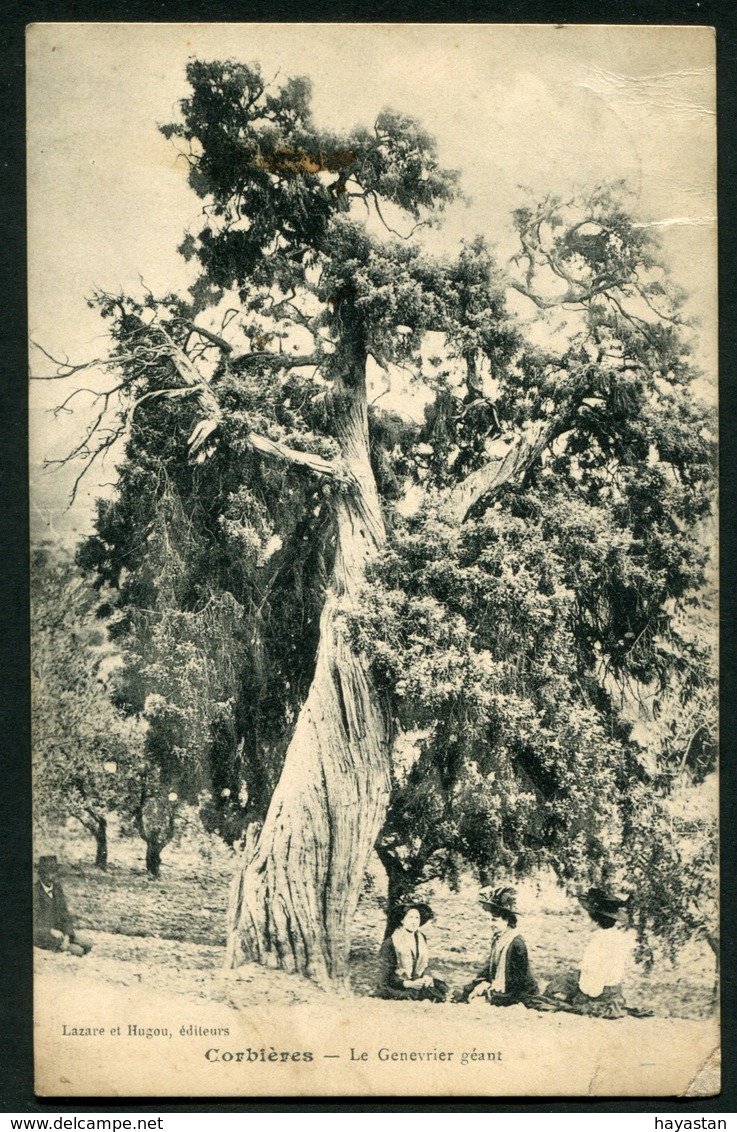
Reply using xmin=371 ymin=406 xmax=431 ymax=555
xmin=635 ymin=217 xmax=716 ymax=230
xmin=576 ymin=66 xmax=715 ymax=119
xmin=587 ymin=1057 xmax=603 ymax=1096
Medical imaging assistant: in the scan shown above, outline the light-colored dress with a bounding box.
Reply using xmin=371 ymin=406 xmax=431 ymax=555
xmin=578 ymin=925 xmax=631 ymax=997
xmin=539 ymin=925 xmax=645 ymax=1018
xmin=376 ymin=926 xmax=447 ymax=1002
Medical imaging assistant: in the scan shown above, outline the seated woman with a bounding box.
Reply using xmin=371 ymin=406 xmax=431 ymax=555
xmin=460 ymin=886 xmax=538 ymax=1006
xmin=376 ymin=902 xmax=448 ymax=1003
xmin=539 ymin=887 xmax=650 ymax=1018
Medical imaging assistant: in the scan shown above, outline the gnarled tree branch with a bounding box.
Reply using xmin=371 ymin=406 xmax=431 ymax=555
xmin=444 ymin=417 xmax=559 ymax=523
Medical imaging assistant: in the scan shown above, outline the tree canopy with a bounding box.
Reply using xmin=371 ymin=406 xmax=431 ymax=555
xmin=31 ymin=545 xmax=145 ymax=868
xmin=40 ymin=59 xmax=717 ymax=977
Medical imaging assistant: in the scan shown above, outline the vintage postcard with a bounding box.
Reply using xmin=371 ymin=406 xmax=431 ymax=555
xmin=28 ymin=23 xmax=718 ymax=1098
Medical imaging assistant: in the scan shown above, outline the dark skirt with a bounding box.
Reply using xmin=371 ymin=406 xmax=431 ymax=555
xmin=458 ymin=980 xmax=535 ymax=1007
xmin=376 ymin=977 xmax=449 ymax=1003
xmin=531 ymin=970 xmax=652 ymax=1018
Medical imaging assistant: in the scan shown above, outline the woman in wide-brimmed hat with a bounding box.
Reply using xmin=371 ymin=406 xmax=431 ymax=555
xmin=459 ymin=886 xmax=538 ymax=1007
xmin=538 ymin=887 xmax=650 ymax=1018
xmin=376 ymin=901 xmax=449 ymax=1002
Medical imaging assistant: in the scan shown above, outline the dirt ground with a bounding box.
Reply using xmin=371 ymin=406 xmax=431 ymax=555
xmin=32 ymin=822 xmax=721 ymax=1098
xmin=36 ymin=820 xmax=717 ymax=1020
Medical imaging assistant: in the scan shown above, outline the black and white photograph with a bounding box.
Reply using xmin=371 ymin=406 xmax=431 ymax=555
xmin=27 ymin=22 xmax=718 ymax=1097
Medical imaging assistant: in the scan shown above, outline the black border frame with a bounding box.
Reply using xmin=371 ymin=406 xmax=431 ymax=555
xmin=3 ymin=1 xmax=735 ymax=1114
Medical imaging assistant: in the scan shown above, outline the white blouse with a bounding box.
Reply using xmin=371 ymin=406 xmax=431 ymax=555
xmin=578 ymin=926 xmax=631 ymax=997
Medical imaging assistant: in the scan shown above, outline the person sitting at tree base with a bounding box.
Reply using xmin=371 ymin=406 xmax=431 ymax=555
xmin=459 ymin=886 xmax=538 ymax=1006
xmin=33 ymin=855 xmax=92 ymax=957
xmin=535 ymin=887 xmax=652 ymax=1018
xmin=376 ymin=902 xmax=449 ymax=1002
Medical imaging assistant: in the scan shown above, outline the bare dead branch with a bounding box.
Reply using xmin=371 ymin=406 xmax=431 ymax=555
xmin=230 ymin=350 xmax=322 ymax=371
xmin=59 ymin=427 xmax=124 ymax=506
xmin=31 ymin=340 xmax=113 ymax=380
xmin=184 ymin=323 xmax=234 ymax=354
xmin=35 ymin=305 xmax=342 ymax=508
xmin=245 ymin=433 xmax=339 ymax=477
xmin=372 ymin=193 xmax=427 ymax=241
xmin=129 ymin=385 xmax=210 ymax=420
xmin=51 ymin=386 xmax=103 ymax=415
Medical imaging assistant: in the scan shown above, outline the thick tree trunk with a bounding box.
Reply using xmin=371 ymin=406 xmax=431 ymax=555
xmin=137 ymin=794 xmax=175 ymax=879
xmin=377 ymin=849 xmax=427 ymax=939
xmin=77 ymin=809 xmax=108 ymax=871
xmin=227 ymin=355 xmax=393 ymax=985
xmin=145 ymin=839 xmax=163 ymax=879
xmin=94 ymin=815 xmax=108 ymax=871
xmin=225 ymin=353 xmax=567 ymax=983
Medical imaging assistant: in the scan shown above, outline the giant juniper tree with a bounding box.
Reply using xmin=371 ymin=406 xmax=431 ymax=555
xmin=39 ymin=62 xmax=715 ymax=983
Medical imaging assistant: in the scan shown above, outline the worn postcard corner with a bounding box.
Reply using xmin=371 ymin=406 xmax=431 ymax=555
xmin=682 ymin=1047 xmax=721 ymax=1099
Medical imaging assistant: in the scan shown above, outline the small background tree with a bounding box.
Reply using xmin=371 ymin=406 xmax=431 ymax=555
xmin=31 ymin=544 xmax=145 ymax=869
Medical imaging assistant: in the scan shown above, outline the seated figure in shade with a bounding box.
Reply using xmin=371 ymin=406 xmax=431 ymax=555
xmin=33 ymin=855 xmax=92 ymax=957
xmin=460 ymin=886 xmax=539 ymax=1006
xmin=376 ymin=902 xmax=449 ymax=1003
xmin=539 ymin=887 xmax=651 ymax=1018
